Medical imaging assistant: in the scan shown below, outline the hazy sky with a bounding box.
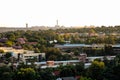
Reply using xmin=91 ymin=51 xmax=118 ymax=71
xmin=0 ymin=0 xmax=120 ymax=27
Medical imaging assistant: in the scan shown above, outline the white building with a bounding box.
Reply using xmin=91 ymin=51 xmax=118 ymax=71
xmin=0 ymin=47 xmax=45 ymax=62
xmin=21 ymin=53 xmax=45 ymax=62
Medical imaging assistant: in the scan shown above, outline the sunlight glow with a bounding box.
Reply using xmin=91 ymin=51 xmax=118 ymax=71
xmin=0 ymin=0 xmax=120 ymax=27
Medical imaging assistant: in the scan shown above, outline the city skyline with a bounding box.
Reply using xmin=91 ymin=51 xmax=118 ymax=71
xmin=0 ymin=0 xmax=120 ymax=27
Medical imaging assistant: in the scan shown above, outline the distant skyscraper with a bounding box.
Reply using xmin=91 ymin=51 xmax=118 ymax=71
xmin=55 ymin=20 xmax=59 ymax=27
xmin=26 ymin=23 xmax=28 ymax=28
xmin=56 ymin=19 xmax=58 ymax=26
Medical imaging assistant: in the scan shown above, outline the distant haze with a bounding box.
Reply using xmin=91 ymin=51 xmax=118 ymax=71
xmin=0 ymin=0 xmax=120 ymax=27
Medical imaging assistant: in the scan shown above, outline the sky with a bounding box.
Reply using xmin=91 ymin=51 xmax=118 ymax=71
xmin=0 ymin=0 xmax=120 ymax=27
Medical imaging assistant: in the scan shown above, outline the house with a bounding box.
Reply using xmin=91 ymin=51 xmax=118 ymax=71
xmin=0 ymin=47 xmax=25 ymax=54
xmin=0 ymin=38 xmax=8 ymax=43
xmin=47 ymin=61 xmax=54 ymax=66
xmin=21 ymin=53 xmax=45 ymax=62
xmin=79 ymin=53 xmax=87 ymax=62
xmin=0 ymin=47 xmax=45 ymax=62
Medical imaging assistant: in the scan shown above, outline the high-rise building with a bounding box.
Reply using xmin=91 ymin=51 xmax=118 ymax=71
xmin=56 ymin=19 xmax=58 ymax=26
xmin=26 ymin=23 xmax=28 ymax=28
xmin=55 ymin=20 xmax=59 ymax=27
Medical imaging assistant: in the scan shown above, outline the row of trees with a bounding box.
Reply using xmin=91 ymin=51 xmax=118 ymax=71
xmin=0 ymin=27 xmax=120 ymax=47
xmin=55 ymin=26 xmax=120 ymax=33
xmin=0 ymin=54 xmax=120 ymax=80
xmin=0 ymin=28 xmax=119 ymax=60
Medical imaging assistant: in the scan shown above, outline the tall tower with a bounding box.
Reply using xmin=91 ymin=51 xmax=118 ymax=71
xmin=26 ymin=23 xmax=28 ymax=28
xmin=56 ymin=19 xmax=58 ymax=26
xmin=55 ymin=20 xmax=59 ymax=27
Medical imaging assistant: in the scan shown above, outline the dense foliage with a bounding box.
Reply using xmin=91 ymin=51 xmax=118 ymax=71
xmin=0 ymin=26 xmax=120 ymax=80
xmin=1 ymin=26 xmax=120 ymax=47
xmin=0 ymin=26 xmax=120 ymax=60
xmin=0 ymin=54 xmax=120 ymax=80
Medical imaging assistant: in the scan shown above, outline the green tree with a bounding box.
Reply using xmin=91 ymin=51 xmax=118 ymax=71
xmin=46 ymin=47 xmax=61 ymax=60
xmin=75 ymin=62 xmax=84 ymax=75
xmin=38 ymin=68 xmax=55 ymax=80
xmin=62 ymin=54 xmax=72 ymax=60
xmin=59 ymin=65 xmax=75 ymax=77
xmin=16 ymin=68 xmax=36 ymax=80
xmin=9 ymin=33 xmax=16 ymax=41
xmin=80 ymin=76 xmax=93 ymax=80
xmin=0 ymin=66 xmax=13 ymax=80
xmin=48 ymin=55 xmax=57 ymax=60
xmin=5 ymin=32 xmax=16 ymax=41
xmin=74 ymin=49 xmax=79 ymax=56
xmin=103 ymin=54 xmax=120 ymax=80
xmin=34 ymin=48 xmax=40 ymax=53
xmin=5 ymin=52 xmax=12 ymax=59
xmin=5 ymin=40 xmax=14 ymax=47
xmin=87 ymin=61 xmax=105 ymax=80
xmin=104 ymin=44 xmax=114 ymax=55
